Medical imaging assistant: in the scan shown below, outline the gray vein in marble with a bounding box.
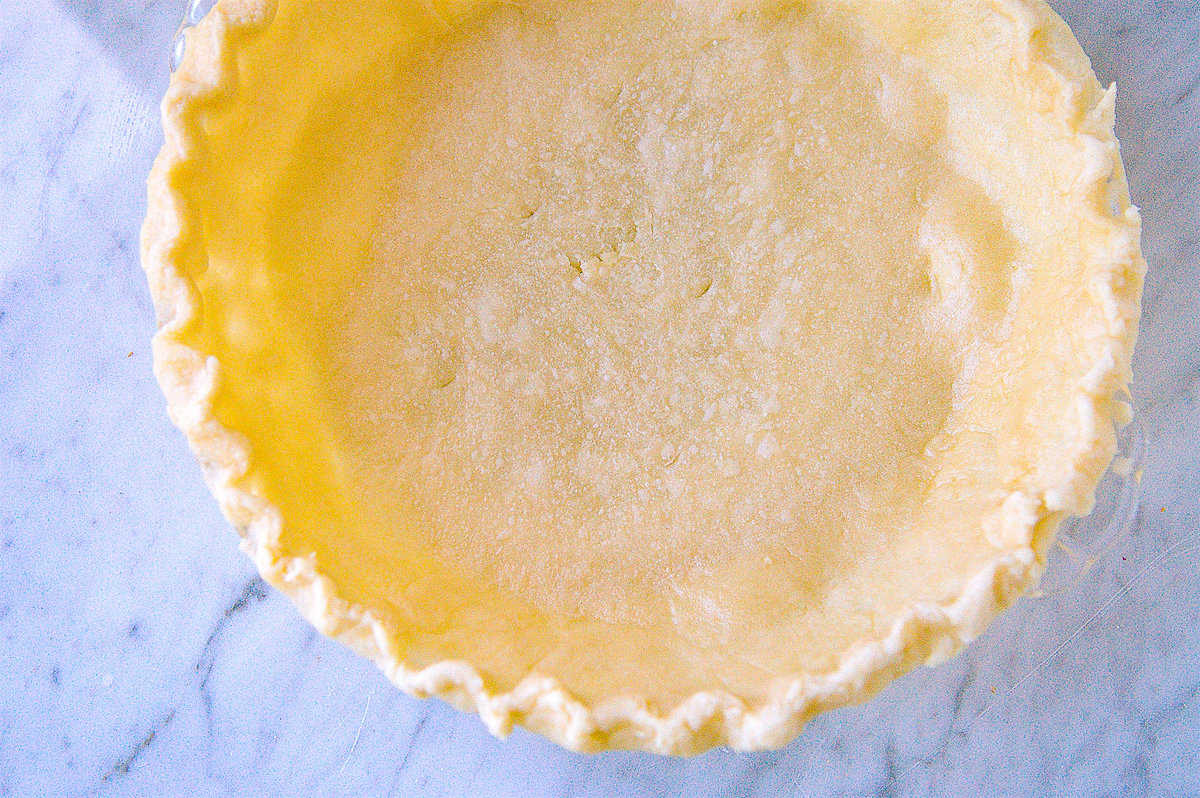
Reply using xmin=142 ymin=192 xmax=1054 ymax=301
xmin=197 ymin=578 xmax=270 ymax=733
xmin=387 ymin=717 xmax=428 ymax=797
xmin=100 ymin=709 xmax=176 ymax=786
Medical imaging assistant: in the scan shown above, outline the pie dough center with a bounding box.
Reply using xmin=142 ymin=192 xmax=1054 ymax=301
xmin=320 ymin=2 xmax=1015 ymax=626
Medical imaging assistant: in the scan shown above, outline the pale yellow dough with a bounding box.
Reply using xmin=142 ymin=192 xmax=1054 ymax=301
xmin=144 ymin=0 xmax=1143 ymax=753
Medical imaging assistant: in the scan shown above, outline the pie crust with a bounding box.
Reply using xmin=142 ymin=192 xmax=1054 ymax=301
xmin=143 ymin=0 xmax=1144 ymax=753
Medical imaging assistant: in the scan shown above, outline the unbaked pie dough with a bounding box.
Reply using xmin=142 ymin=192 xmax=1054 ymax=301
xmin=144 ymin=0 xmax=1143 ymax=752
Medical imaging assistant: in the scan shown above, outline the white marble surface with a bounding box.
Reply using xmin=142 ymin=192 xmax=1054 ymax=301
xmin=1 ymin=1 xmax=1197 ymax=795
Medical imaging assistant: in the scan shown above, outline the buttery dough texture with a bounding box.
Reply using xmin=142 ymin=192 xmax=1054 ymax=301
xmin=143 ymin=0 xmax=1143 ymax=753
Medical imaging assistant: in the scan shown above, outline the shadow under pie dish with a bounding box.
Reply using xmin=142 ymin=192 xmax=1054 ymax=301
xmin=142 ymin=0 xmax=1144 ymax=754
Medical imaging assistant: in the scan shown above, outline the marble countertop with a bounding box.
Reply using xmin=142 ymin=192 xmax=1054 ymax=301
xmin=1 ymin=1 xmax=1197 ymax=795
